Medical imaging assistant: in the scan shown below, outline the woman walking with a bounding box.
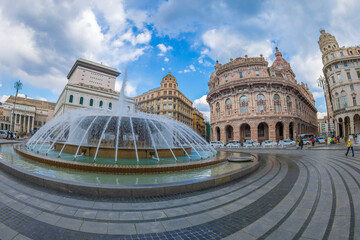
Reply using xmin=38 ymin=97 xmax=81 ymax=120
xmin=346 ymin=137 xmax=354 ymax=157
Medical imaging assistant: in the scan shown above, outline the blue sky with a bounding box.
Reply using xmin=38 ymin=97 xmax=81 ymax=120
xmin=1 ymin=0 xmax=360 ymax=120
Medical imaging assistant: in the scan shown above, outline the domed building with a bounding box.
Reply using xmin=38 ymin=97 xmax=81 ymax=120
xmin=135 ymin=72 xmax=194 ymax=127
xmin=207 ymin=49 xmax=318 ymax=144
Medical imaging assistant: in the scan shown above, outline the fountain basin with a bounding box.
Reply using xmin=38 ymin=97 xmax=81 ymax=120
xmin=53 ymin=142 xmax=190 ymax=159
xmin=15 ymin=144 xmax=225 ymax=173
xmin=1 ymin=144 xmax=259 ymax=197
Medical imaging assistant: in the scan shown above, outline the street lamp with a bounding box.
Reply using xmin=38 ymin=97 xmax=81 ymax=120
xmin=11 ymin=80 xmax=23 ymax=133
xmin=317 ymin=75 xmax=331 ymax=139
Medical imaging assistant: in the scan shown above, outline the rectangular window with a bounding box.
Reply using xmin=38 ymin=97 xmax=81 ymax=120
xmin=164 ymin=91 xmax=167 ymax=95
xmin=255 ymin=70 xmax=259 ymax=76
xmin=168 ymin=104 xmax=172 ymax=109
xmin=358 ymin=50 xmax=360 ymax=54
xmin=163 ymin=98 xmax=167 ymax=102
xmin=354 ymin=61 xmax=358 ymax=66
xmin=157 ymin=105 xmax=160 ymax=110
xmin=344 ymin=62 xmax=348 ymax=67
xmin=329 ymin=66 xmax=332 ymax=71
xmin=271 ymin=71 xmax=275 ymax=76
xmin=225 ymin=76 xmax=228 ymax=82
xmin=163 ymin=104 xmax=167 ymax=109
xmin=340 ymin=52 xmax=344 ymax=56
xmin=337 ymin=74 xmax=342 ymax=82
xmin=239 ymin=72 xmax=243 ymax=78
xmin=331 ymin=53 xmax=335 ymax=58
xmin=357 ymin=71 xmax=360 ymax=78
xmin=335 ymin=64 xmax=338 ymax=69
xmin=326 ymin=56 xmax=329 ymax=61
xmin=168 ymin=112 xmax=172 ymax=116
xmin=347 ymin=72 xmax=352 ymax=80
xmin=174 ymin=104 xmax=176 ymax=109
xmin=332 ymin=76 xmax=335 ymax=84
xmin=350 ymin=51 xmax=353 ymax=55
xmin=353 ymin=97 xmax=357 ymax=106
xmin=350 ymin=84 xmax=354 ymax=91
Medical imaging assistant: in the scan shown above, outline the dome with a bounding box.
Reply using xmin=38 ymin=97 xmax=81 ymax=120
xmin=161 ymin=72 xmax=177 ymax=84
xmin=271 ymin=48 xmax=291 ymax=70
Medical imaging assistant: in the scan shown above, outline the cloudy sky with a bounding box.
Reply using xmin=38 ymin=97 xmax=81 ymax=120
xmin=0 ymin=0 xmax=359 ymax=120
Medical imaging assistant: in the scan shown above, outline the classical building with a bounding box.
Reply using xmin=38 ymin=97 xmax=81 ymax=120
xmin=54 ymin=58 xmax=135 ymax=117
xmin=207 ymin=49 xmax=318 ymax=144
xmin=135 ymin=72 xmax=194 ymax=127
xmin=193 ymin=108 xmax=206 ymax=138
xmin=318 ymin=30 xmax=360 ymax=137
xmin=0 ymin=96 xmax=55 ymax=134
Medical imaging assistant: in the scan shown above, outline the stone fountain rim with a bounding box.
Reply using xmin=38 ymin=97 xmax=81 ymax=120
xmin=0 ymin=144 xmax=260 ymax=197
xmin=14 ymin=144 xmax=225 ymax=174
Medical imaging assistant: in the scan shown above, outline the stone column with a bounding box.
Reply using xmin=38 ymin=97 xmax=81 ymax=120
xmin=269 ymin=123 xmax=276 ymax=142
xmin=27 ymin=115 xmax=30 ymax=133
xmin=31 ymin=116 xmax=34 ymax=131
xmin=284 ymin=121 xmax=290 ymax=139
xmin=350 ymin=117 xmax=354 ymax=135
xmin=250 ymin=122 xmax=258 ymax=142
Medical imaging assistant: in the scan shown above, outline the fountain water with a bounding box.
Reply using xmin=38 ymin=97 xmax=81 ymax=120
xmin=24 ymin=70 xmax=216 ymax=167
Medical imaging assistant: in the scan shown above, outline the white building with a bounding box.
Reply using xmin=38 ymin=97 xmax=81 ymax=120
xmin=318 ymin=116 xmax=335 ymax=137
xmin=54 ymin=58 xmax=135 ymax=117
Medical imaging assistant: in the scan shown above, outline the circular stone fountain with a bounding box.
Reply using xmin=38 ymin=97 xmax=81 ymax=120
xmin=1 ymin=71 xmax=259 ymax=197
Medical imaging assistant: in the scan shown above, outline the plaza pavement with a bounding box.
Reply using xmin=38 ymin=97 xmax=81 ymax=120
xmin=0 ymin=143 xmax=359 ymax=239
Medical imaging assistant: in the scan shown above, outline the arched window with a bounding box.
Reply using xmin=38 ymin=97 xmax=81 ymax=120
xmin=216 ymin=102 xmax=220 ymax=118
xmin=99 ymin=100 xmax=103 ymax=108
xmin=239 ymin=96 xmax=248 ymax=114
xmin=286 ymin=96 xmax=292 ymax=113
xmin=89 ymin=99 xmax=93 ymax=106
xmin=273 ymin=94 xmax=281 ymax=113
xmin=225 ymin=98 xmax=232 ymax=116
xmin=79 ymin=97 xmax=83 ymax=105
xmin=109 ymin=102 xmax=112 ymax=110
xmin=257 ymin=94 xmax=266 ymax=112
xmin=341 ymin=91 xmax=347 ymax=107
xmin=69 ymin=95 xmax=73 ymax=103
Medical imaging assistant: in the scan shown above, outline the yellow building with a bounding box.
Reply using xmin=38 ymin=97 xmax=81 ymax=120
xmin=193 ymin=108 xmax=206 ymax=138
xmin=135 ymin=72 xmax=193 ymax=127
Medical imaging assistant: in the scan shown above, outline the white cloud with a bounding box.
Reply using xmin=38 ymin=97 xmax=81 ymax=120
xmin=193 ymin=95 xmax=210 ymax=112
xmin=164 ymin=57 xmax=169 ymax=62
xmin=157 ymin=43 xmax=173 ymax=56
xmin=202 ymin=28 xmax=273 ymax=63
xmin=0 ymin=83 xmax=2 ymax=87
xmin=0 ymin=95 xmax=9 ymax=103
xmin=115 ymin=81 xmax=137 ymax=97
xmin=179 ymin=64 xmax=196 ymax=74
xmin=161 ymin=67 xmax=165 ymax=71
xmin=317 ymin=112 xmax=327 ymax=119
xmin=37 ymin=97 xmax=48 ymax=101
xmin=312 ymin=91 xmax=325 ymax=99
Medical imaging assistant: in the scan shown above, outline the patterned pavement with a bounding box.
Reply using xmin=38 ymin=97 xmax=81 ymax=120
xmin=0 ymin=148 xmax=359 ymax=239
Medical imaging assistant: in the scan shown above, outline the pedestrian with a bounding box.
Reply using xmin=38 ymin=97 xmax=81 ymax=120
xmin=299 ymin=138 xmax=304 ymax=150
xmin=345 ymin=136 xmax=354 ymax=157
xmin=311 ymin=137 xmax=315 ymax=147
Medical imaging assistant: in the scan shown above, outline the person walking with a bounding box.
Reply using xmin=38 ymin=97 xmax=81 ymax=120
xmin=311 ymin=137 xmax=315 ymax=147
xmin=345 ymin=137 xmax=354 ymax=157
xmin=299 ymin=138 xmax=304 ymax=150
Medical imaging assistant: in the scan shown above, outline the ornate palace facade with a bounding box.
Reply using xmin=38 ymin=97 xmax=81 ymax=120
xmin=207 ymin=49 xmax=317 ymax=144
xmin=318 ymin=30 xmax=360 ymax=137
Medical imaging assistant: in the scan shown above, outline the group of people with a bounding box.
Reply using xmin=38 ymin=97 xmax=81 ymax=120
xmin=329 ymin=136 xmax=340 ymax=144
xmin=6 ymin=131 xmax=16 ymax=140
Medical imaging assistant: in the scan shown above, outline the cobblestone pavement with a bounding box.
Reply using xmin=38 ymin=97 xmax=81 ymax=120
xmin=0 ymin=149 xmax=359 ymax=239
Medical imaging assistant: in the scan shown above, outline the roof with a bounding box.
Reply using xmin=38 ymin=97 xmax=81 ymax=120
xmin=67 ymin=58 xmax=120 ymax=79
xmin=161 ymin=72 xmax=177 ymax=83
xmin=6 ymin=96 xmax=56 ymax=110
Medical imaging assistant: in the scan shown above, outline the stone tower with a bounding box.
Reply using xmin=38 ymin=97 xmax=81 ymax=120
xmin=318 ymin=29 xmax=339 ymax=55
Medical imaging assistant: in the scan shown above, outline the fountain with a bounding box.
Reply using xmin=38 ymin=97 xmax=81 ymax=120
xmin=0 ymin=69 xmax=259 ymax=197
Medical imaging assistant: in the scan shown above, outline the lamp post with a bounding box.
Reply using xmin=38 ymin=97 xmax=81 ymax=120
xmin=317 ymin=75 xmax=331 ymax=139
xmin=11 ymin=80 xmax=23 ymax=133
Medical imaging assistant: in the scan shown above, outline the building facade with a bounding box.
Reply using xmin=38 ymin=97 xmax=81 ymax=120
xmin=0 ymin=96 xmax=55 ymax=134
xmin=318 ymin=30 xmax=360 ymax=137
xmin=135 ymin=72 xmax=194 ymax=127
xmin=318 ymin=116 xmax=335 ymax=137
xmin=54 ymin=58 xmax=135 ymax=117
xmin=193 ymin=108 xmax=206 ymax=138
xmin=207 ymin=49 xmax=318 ymax=144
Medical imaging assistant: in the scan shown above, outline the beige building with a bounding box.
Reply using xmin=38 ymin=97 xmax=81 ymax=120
xmin=318 ymin=116 xmax=335 ymax=137
xmin=54 ymin=58 xmax=135 ymax=117
xmin=193 ymin=108 xmax=206 ymax=138
xmin=318 ymin=30 xmax=360 ymax=137
xmin=0 ymin=96 xmax=55 ymax=134
xmin=207 ymin=49 xmax=318 ymax=144
xmin=135 ymin=72 xmax=193 ymax=127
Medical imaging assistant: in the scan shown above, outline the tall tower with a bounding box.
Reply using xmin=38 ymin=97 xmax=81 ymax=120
xmin=318 ymin=29 xmax=339 ymax=55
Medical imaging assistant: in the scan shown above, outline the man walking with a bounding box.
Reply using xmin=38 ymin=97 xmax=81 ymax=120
xmin=299 ymin=138 xmax=304 ymax=150
xmin=346 ymin=137 xmax=354 ymax=157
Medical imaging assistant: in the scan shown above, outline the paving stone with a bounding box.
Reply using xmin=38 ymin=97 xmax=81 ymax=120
xmin=74 ymin=209 xmax=98 ymax=219
xmin=135 ymin=221 xmax=166 ymax=234
xmin=107 ymin=223 xmax=136 ymax=235
xmin=80 ymin=221 xmax=108 ymax=234
xmin=55 ymin=217 xmax=83 ymax=231
xmin=0 ymin=223 xmax=17 ymax=240
xmin=119 ymin=211 xmax=143 ymax=220
xmin=35 ymin=212 xmax=61 ymax=225
xmin=142 ymin=210 xmax=167 ymax=220
xmin=161 ymin=218 xmax=192 ymax=231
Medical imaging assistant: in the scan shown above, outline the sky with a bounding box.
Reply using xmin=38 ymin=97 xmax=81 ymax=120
xmin=1 ymin=0 xmax=360 ymax=121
